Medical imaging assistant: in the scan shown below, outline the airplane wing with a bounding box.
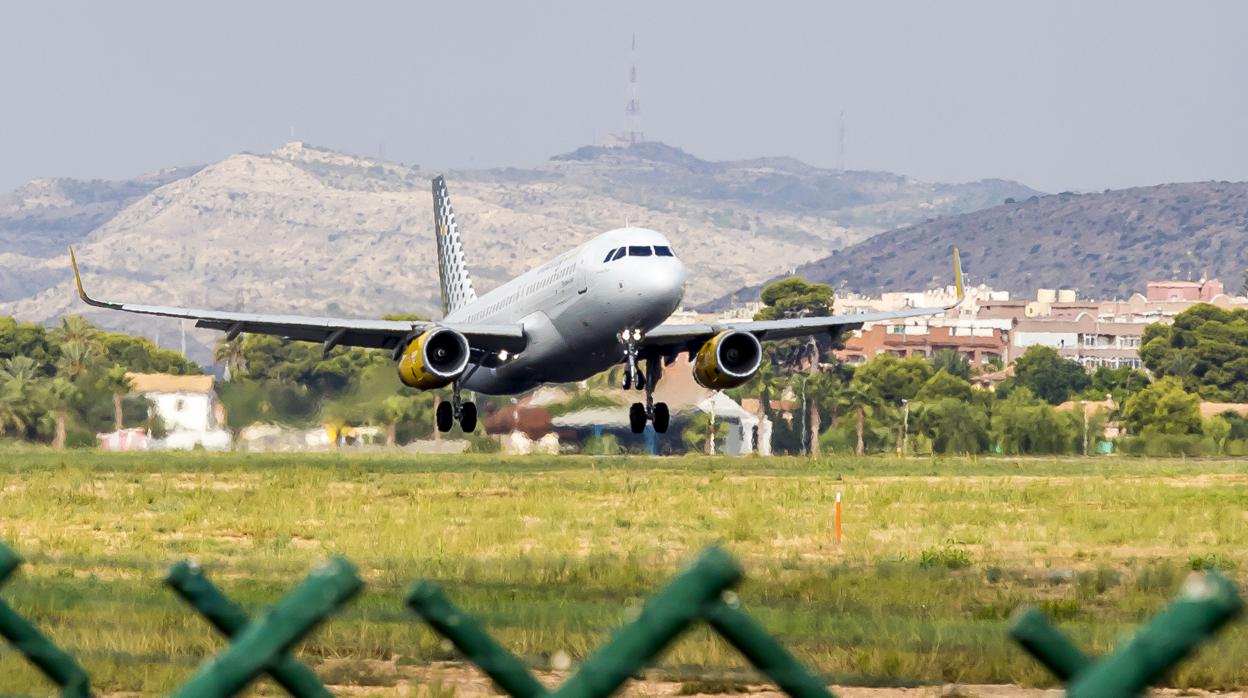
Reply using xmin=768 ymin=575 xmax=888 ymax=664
xmin=69 ymin=248 xmax=526 ymax=360
xmin=642 ymin=248 xmax=965 ymax=355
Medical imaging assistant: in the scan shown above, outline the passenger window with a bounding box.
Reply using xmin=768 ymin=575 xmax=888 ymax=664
xmin=654 ymin=246 xmax=674 ymax=257
xmin=611 ymin=247 xmax=626 ymax=261
xmin=628 ymin=245 xmax=652 ymax=257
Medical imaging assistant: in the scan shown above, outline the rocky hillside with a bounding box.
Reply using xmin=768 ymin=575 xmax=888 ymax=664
xmin=3 ymin=141 xmax=1037 ymax=362
xmin=708 ymin=182 xmax=1248 ymax=309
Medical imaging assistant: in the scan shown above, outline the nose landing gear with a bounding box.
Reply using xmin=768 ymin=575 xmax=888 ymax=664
xmin=436 ymin=381 xmax=477 ymax=433
xmin=619 ymin=332 xmax=669 ymax=435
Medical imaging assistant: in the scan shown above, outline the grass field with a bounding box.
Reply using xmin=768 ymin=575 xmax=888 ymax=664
xmin=0 ymin=448 xmax=1244 ymax=695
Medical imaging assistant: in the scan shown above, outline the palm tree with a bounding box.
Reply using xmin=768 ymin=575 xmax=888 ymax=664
xmin=45 ymin=379 xmax=78 ymax=449
xmin=96 ymin=365 xmax=133 ymax=432
xmin=0 ymin=357 xmax=42 ymax=438
xmin=843 ymin=381 xmax=881 ymax=456
xmin=57 ymin=341 xmax=96 ymax=381
xmin=377 ymin=395 xmax=415 ymax=448
xmin=214 ymin=339 xmax=247 ymax=381
xmin=51 ymin=315 xmax=101 ymax=351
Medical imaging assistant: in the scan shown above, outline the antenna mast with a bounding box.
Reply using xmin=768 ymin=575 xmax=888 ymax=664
xmin=624 ymin=33 xmax=644 ymax=145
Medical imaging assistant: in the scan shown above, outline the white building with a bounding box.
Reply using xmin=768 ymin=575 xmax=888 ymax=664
xmin=127 ymin=373 xmax=231 ymax=450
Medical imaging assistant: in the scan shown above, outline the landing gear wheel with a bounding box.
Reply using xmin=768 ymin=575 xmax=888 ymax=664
xmin=652 ymin=402 xmax=670 ymax=434
xmin=634 ymin=368 xmax=646 ymax=391
xmin=435 ymin=401 xmax=454 ymax=433
xmin=629 ymin=402 xmax=647 ymax=434
xmin=622 ymin=369 xmax=632 ymax=390
xmin=459 ymin=401 xmax=477 ymax=433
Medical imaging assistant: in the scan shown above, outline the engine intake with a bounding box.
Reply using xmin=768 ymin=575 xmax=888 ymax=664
xmin=397 ymin=328 xmax=470 ymax=389
xmin=693 ymin=330 xmax=763 ymax=390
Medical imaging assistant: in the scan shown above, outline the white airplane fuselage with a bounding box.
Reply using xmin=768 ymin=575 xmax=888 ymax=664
xmin=448 ymin=227 xmax=686 ymax=395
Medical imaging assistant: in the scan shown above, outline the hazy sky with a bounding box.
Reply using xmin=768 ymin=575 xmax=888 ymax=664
xmin=3 ymin=2 xmax=1247 ymax=193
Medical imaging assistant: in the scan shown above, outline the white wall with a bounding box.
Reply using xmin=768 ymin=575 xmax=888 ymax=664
xmin=149 ymin=392 xmax=214 ymax=433
xmin=1014 ymin=331 xmax=1078 ymax=350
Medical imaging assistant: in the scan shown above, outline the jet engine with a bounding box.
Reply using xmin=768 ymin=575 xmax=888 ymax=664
xmin=692 ymin=330 xmax=763 ymax=390
xmin=396 ymin=328 xmax=470 ymax=389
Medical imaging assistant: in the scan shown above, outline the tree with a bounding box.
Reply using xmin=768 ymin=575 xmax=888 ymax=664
xmin=1084 ymin=366 xmax=1150 ymax=403
xmin=1139 ymin=304 xmax=1248 ymax=401
xmin=915 ymin=369 xmax=974 ymax=403
xmin=376 ymin=395 xmax=418 ymax=448
xmin=0 ymin=317 xmax=57 ymax=375
xmin=57 ymin=341 xmax=97 ymax=381
xmin=1012 ymin=345 xmax=1090 ymax=404
xmin=929 ymin=349 xmax=971 ymax=380
xmin=991 ymin=387 xmax=1074 ymax=454
xmin=45 ymin=379 xmax=78 ymax=449
xmin=852 ymin=354 xmax=933 ymax=406
xmin=1204 ymin=414 xmax=1232 ymax=454
xmin=755 ymin=277 xmax=835 ymax=321
xmin=682 ymin=412 xmax=728 ymax=454
xmin=754 ymin=277 xmax=836 ymax=371
xmin=96 ymin=365 xmax=133 ymax=432
xmin=0 ymin=357 xmax=44 ymax=438
xmin=843 ymin=379 xmax=882 ymax=455
xmin=1121 ymin=376 xmax=1201 ymax=436
xmin=214 ymin=339 xmax=247 ymax=381
xmin=914 ymin=398 xmax=989 ymax=454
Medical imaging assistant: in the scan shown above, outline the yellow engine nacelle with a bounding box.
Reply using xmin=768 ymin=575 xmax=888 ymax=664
xmin=397 ymin=328 xmax=470 ymax=389
xmin=693 ymin=330 xmax=763 ymax=390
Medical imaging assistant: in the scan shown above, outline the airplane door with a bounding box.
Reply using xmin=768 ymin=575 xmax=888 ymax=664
xmin=576 ymin=253 xmax=589 ymax=294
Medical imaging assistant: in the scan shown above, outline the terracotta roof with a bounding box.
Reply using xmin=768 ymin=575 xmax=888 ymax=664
xmin=125 ymin=372 xmax=214 ymax=394
xmin=1200 ymin=402 xmax=1248 ymax=419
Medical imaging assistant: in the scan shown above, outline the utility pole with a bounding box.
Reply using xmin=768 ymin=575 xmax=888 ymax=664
xmin=1082 ymin=401 xmax=1089 ymax=456
xmin=901 ymin=399 xmax=909 ymax=458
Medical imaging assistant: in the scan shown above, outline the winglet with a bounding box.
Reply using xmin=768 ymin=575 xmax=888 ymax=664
xmin=68 ymin=246 xmax=112 ymax=308
xmin=68 ymin=245 xmax=88 ymax=301
xmin=953 ymin=247 xmax=964 ymax=303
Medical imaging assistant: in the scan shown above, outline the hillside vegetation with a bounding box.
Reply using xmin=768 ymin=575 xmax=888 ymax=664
xmin=710 ymin=181 xmax=1248 ymax=307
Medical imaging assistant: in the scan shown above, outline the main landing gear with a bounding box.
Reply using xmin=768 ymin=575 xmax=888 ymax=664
xmin=620 ymin=329 xmax=669 ymax=435
xmin=436 ymin=381 xmax=477 ymax=433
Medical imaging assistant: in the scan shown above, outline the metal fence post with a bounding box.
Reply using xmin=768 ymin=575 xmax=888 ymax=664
xmin=0 ymin=543 xmax=91 ymax=698
xmin=166 ymin=560 xmax=334 ymax=698
xmin=172 ymin=556 xmax=362 ymax=698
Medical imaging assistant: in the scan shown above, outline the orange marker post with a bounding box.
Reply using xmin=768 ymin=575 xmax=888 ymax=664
xmin=834 ymin=491 xmax=843 ymax=545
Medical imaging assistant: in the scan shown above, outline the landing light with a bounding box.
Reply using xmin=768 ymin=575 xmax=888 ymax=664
xmin=499 ymin=350 xmax=510 ymax=362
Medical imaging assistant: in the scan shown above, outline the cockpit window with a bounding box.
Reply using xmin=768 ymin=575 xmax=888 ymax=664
xmin=611 ymin=247 xmax=626 ymax=261
xmin=602 ymin=249 xmax=617 ymax=263
xmin=654 ymin=246 xmax=674 ymax=257
xmin=627 ymin=245 xmax=653 ymax=257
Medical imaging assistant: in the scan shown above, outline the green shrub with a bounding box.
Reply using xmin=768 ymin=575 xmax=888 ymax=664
xmin=1188 ymin=553 xmax=1237 ymax=571
xmin=919 ymin=546 xmax=972 ymax=570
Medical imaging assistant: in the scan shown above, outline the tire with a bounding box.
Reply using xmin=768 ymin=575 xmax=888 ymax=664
xmin=634 ymin=368 xmax=647 ymax=391
xmin=459 ymin=401 xmax=477 ymax=433
xmin=622 ymin=369 xmax=632 ymax=390
xmin=652 ymin=402 xmax=670 ymax=434
xmin=629 ymin=402 xmax=647 ymax=434
xmin=435 ymin=400 xmax=454 ymax=433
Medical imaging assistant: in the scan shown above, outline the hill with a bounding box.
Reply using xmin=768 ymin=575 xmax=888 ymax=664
xmin=707 ymin=182 xmax=1248 ymax=308
xmin=3 ymin=141 xmax=1037 ymax=362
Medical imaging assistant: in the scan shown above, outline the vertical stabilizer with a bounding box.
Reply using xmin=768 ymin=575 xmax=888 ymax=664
xmin=431 ymin=176 xmax=478 ymax=316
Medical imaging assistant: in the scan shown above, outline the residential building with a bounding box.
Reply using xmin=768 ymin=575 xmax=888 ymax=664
xmin=1012 ymin=318 xmax=1146 ymax=369
xmin=127 ymin=373 xmax=231 ymax=450
xmin=837 ymin=323 xmax=1010 ymax=366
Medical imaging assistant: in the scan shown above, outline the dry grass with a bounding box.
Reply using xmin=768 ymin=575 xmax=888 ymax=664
xmin=0 ymin=447 xmax=1243 ymax=694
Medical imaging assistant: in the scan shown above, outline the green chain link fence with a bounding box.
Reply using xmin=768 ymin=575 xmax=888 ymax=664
xmin=0 ymin=540 xmax=1241 ymax=697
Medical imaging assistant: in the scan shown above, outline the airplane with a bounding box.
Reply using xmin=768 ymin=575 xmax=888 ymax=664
xmin=69 ymin=176 xmax=963 ymax=436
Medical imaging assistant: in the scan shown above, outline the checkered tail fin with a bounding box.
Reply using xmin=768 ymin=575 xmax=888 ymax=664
xmin=431 ymin=176 xmax=478 ymax=317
